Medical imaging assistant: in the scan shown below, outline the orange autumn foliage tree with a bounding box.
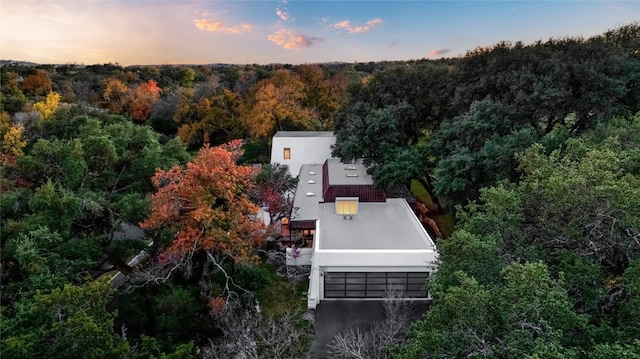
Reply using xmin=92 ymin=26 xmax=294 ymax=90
xmin=141 ymin=140 xmax=265 ymax=263
xmin=129 ymin=79 xmax=161 ymax=122
xmin=103 ymin=78 xmax=130 ymax=114
xmin=22 ymin=69 xmax=53 ymax=96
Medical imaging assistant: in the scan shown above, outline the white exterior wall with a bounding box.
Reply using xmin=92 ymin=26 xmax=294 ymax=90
xmin=270 ymin=135 xmax=336 ymax=177
xmin=312 ymin=249 xmax=439 ymax=268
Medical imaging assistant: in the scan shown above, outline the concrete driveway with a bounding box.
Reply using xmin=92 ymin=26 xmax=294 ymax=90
xmin=308 ymin=300 xmax=430 ymax=359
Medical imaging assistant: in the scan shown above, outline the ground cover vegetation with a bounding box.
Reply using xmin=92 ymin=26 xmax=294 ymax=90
xmin=1 ymin=22 xmax=639 ymax=357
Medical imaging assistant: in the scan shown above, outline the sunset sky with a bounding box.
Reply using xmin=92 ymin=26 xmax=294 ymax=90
xmin=1 ymin=1 xmax=638 ymax=66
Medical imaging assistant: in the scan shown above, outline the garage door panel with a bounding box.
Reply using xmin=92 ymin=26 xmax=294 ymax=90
xmin=368 ymin=284 xmax=387 ymax=291
xmin=368 ymin=278 xmax=386 ymax=284
xmin=346 ymin=284 xmax=366 ymax=291
xmin=408 ymin=277 xmax=429 ymax=284
xmin=367 ymin=272 xmax=386 ymax=277
xmin=346 ymin=291 xmax=365 ymax=297
xmin=323 ymin=271 xmax=429 ymax=299
xmin=388 ymin=277 xmax=406 ymax=284
xmin=387 ymin=272 xmax=408 ymax=278
xmin=325 ymin=284 xmax=346 ymax=291
xmin=346 ymin=273 xmax=366 ymax=278
xmin=346 ymin=278 xmax=366 ymax=284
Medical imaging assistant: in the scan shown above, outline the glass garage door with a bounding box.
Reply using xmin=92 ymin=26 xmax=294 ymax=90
xmin=324 ymin=272 xmax=429 ymax=298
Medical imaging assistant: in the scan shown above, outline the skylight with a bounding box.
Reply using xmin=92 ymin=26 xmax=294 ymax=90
xmin=346 ymin=173 xmax=359 ymax=177
xmin=336 ymin=197 xmax=358 ymax=216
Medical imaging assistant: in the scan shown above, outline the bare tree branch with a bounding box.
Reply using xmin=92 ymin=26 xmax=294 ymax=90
xmin=327 ymin=285 xmax=414 ymax=359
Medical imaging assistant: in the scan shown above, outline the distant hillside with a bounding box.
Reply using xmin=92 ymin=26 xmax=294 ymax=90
xmin=0 ymin=59 xmax=40 ymax=67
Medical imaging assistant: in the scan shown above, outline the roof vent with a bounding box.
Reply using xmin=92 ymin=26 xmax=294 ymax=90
xmin=346 ymin=173 xmax=359 ymax=177
xmin=306 ymin=192 xmax=314 ymax=196
xmin=345 ymin=166 xmax=357 ymax=170
xmin=308 ymin=180 xmax=315 ymax=184
xmin=309 ymin=171 xmax=315 ymax=175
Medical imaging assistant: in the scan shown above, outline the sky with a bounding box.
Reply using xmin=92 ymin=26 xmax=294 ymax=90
xmin=1 ymin=0 xmax=638 ymax=66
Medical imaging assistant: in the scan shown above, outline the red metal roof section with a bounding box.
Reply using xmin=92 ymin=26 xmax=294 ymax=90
xmin=322 ymin=160 xmax=386 ymax=202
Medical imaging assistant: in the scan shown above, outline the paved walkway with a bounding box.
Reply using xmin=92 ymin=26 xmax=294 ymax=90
xmin=308 ymin=300 xmax=430 ymax=359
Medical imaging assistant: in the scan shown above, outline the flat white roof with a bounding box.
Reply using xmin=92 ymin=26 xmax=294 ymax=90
xmin=326 ymin=158 xmax=373 ymax=186
xmin=317 ymin=198 xmax=436 ymax=250
xmin=274 ymin=131 xmax=335 ymax=138
xmin=292 ymin=164 xmax=324 ymax=222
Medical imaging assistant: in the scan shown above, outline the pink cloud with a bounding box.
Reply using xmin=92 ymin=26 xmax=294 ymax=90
xmin=276 ymin=0 xmax=291 ymax=22
xmin=193 ymin=19 xmax=252 ymax=34
xmin=268 ymin=29 xmax=324 ymax=50
xmin=276 ymin=8 xmax=289 ymax=21
xmin=333 ymin=18 xmax=382 ymax=34
xmin=428 ymin=48 xmax=451 ymax=58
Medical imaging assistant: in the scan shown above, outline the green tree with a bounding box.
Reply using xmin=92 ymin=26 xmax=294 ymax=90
xmin=1 ymin=71 xmax=28 ymax=113
xmin=394 ymin=263 xmax=587 ymax=359
xmin=181 ymin=67 xmax=196 ymax=87
xmin=1 ymin=279 xmax=130 ymax=359
xmin=27 ymin=180 xmax=82 ymax=235
xmin=429 ymin=97 xmax=541 ymax=205
xmin=395 ymin=115 xmax=640 ymax=358
xmin=0 ymin=107 xmax=196 ymax=357
xmin=616 ymin=260 xmax=640 ymax=339
xmin=18 ymin=138 xmax=87 ymax=189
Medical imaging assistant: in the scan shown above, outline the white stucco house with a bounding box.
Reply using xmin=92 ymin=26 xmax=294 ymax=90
xmin=270 ymin=132 xmax=438 ymax=309
xmin=270 ymin=131 xmax=336 ymax=179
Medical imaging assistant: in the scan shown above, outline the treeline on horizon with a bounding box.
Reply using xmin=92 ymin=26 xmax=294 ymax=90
xmin=1 ymin=22 xmax=640 ymax=358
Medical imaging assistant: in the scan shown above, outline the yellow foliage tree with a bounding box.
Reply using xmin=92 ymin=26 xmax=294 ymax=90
xmin=1 ymin=113 xmax=27 ymax=160
xmin=2 ymin=124 xmax=27 ymax=157
xmin=246 ymin=70 xmax=316 ymax=138
xmin=33 ymin=91 xmax=61 ymax=121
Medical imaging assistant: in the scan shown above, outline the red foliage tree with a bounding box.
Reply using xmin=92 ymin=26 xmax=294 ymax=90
xmin=141 ymin=140 xmax=265 ymax=263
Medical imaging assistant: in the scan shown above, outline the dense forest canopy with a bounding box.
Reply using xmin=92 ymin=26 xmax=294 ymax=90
xmin=1 ymin=22 xmax=639 ymax=358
